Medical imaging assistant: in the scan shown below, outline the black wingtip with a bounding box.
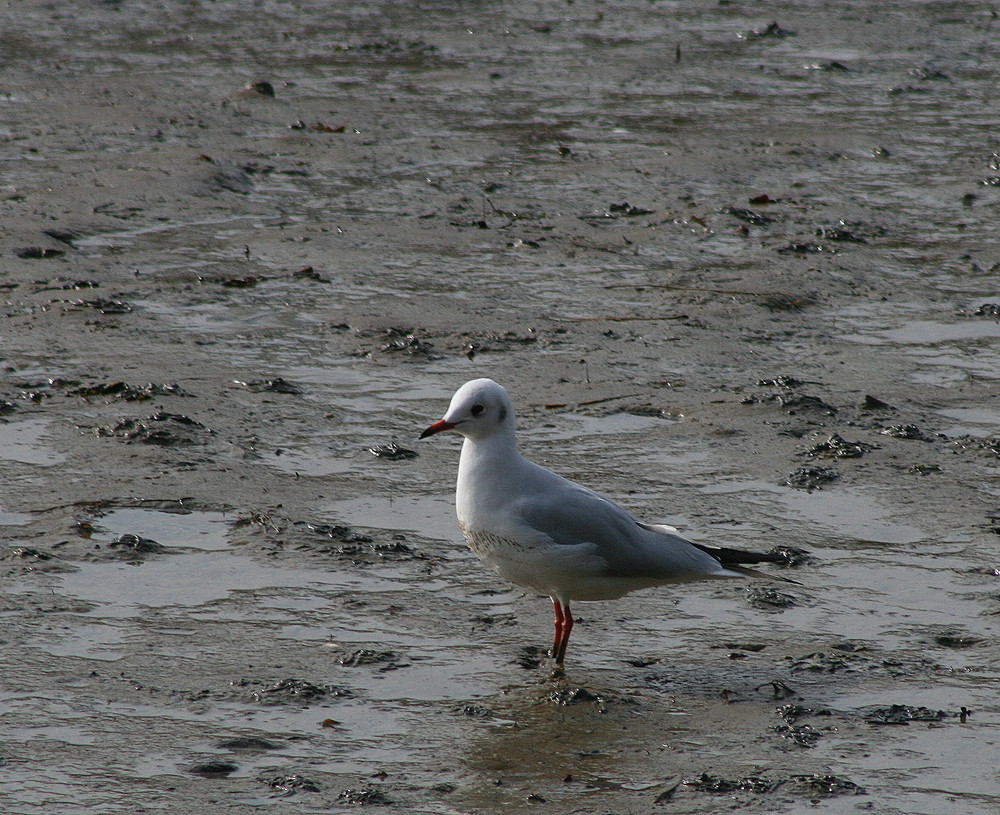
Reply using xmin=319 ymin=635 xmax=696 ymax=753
xmin=691 ymin=542 xmax=810 ymax=568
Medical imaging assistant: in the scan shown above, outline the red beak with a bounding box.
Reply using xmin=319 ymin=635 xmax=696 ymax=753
xmin=419 ymin=419 xmax=456 ymax=439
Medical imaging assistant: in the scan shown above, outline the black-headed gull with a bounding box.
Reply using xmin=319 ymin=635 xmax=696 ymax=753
xmin=420 ymin=378 xmax=786 ymax=668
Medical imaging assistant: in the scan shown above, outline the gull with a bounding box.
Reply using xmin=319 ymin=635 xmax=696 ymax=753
xmin=420 ymin=378 xmax=789 ymax=668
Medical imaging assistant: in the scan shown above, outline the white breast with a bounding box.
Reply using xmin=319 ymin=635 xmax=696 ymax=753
xmin=459 ymin=522 xmax=659 ymax=602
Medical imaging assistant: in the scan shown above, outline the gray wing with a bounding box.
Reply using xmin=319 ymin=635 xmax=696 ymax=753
xmin=512 ymin=471 xmax=728 ymax=580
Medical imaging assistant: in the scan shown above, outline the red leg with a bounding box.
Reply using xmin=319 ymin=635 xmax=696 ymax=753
xmin=551 ymin=598 xmax=564 ymax=661
xmin=551 ymin=600 xmax=574 ymax=666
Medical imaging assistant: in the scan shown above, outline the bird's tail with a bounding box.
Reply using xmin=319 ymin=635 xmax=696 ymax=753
xmin=691 ymin=541 xmax=804 ymax=585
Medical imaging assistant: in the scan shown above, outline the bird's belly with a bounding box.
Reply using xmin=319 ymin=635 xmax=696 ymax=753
xmin=461 ymin=525 xmax=535 ymax=582
xmin=459 ymin=523 xmax=643 ymax=601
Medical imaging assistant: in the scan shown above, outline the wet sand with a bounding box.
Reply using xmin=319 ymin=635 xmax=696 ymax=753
xmin=2 ymin=1 xmax=999 ymax=812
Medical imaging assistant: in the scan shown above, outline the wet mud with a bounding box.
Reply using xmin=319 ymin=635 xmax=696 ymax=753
xmin=2 ymin=1 xmax=999 ymax=813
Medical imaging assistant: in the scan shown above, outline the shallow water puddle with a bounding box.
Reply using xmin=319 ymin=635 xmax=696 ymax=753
xmin=325 ymin=493 xmax=459 ymax=544
xmin=938 ymin=407 xmax=1000 ymax=438
xmin=837 ymin=303 xmax=1000 ymax=384
xmin=0 ymin=769 xmax=127 ymax=815
xmin=36 ymin=509 xmax=404 ymax=660
xmin=211 ymin=360 xmax=436 ymax=477
xmin=881 ymin=321 xmax=1000 ymax=345
xmin=0 ymin=416 xmax=67 ymax=466
xmin=0 ymin=692 xmax=95 ymax=745
xmin=6 ymin=505 xmax=504 ymax=789
xmin=690 ymin=480 xmax=1000 ymax=649
xmin=829 ymin=687 xmax=1000 ymax=809
xmin=259 ymin=440 xmax=356 ymax=477
xmin=74 ymin=213 xmax=270 ymax=250
xmin=59 ymin=509 xmax=403 ymax=605
xmin=900 ymin=348 xmax=1000 ymax=386
xmin=30 ymin=506 xmax=503 ymax=690
xmin=704 ymin=480 xmax=926 ymax=545
xmin=95 ymin=508 xmax=232 ymax=550
xmin=522 ymin=410 xmax=676 ymax=443
xmin=57 ymin=509 xmax=242 ymax=620
xmin=0 ymin=508 xmax=34 ymax=526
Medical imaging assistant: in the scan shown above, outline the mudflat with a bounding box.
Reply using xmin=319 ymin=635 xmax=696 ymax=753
xmin=2 ymin=2 xmax=998 ymax=813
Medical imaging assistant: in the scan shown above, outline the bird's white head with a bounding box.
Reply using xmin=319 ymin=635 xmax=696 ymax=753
xmin=420 ymin=378 xmax=516 ymax=442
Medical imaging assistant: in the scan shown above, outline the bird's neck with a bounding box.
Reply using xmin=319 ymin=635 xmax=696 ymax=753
xmin=455 ymin=430 xmax=522 ymax=524
xmin=458 ymin=429 xmax=520 ymax=472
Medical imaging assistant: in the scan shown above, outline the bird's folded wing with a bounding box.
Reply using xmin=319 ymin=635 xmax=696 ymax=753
xmin=512 ymin=483 xmax=728 ymax=580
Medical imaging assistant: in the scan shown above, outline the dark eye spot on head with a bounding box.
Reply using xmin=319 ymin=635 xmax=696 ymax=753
xmin=470 ymin=403 xmax=485 ymax=417
xmin=498 ymin=404 xmax=508 ymax=422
